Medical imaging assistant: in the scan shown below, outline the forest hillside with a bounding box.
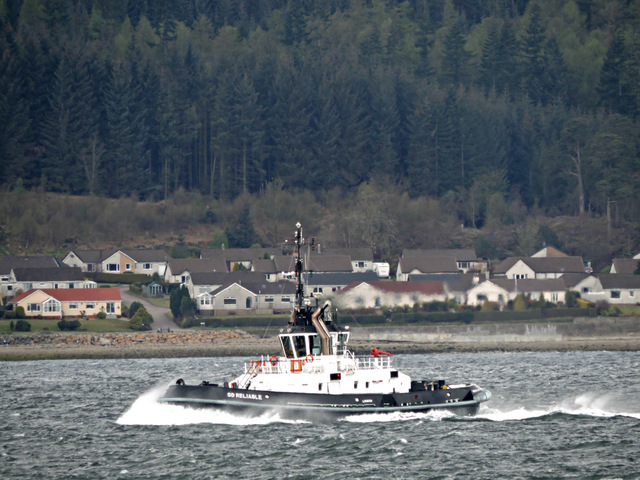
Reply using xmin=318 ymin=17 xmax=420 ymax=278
xmin=1 ymin=0 xmax=639 ymax=268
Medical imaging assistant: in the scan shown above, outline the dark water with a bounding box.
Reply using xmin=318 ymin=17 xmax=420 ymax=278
xmin=2 ymin=352 xmax=640 ymax=480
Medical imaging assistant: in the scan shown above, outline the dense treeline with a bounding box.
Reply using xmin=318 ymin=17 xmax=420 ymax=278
xmin=0 ymin=1 xmax=639 ymax=248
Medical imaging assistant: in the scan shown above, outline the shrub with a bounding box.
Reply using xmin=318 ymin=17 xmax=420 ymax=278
xmin=128 ymin=306 xmax=153 ymax=330
xmin=58 ymin=319 xmax=81 ymax=331
xmin=128 ymin=301 xmax=143 ymax=318
xmin=96 ymin=311 xmax=107 ymax=319
xmin=129 ymin=283 xmax=143 ymax=295
xmin=14 ymin=319 xmax=31 ymax=332
xmin=15 ymin=306 xmax=25 ymax=318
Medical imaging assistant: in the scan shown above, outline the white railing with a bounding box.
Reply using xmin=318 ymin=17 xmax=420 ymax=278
xmin=242 ymin=352 xmax=394 ymax=376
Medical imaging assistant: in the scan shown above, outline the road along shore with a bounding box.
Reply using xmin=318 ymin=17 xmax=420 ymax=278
xmin=1 ymin=317 xmax=640 ymax=360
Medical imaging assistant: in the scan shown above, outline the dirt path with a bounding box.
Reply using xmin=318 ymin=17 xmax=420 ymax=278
xmin=118 ymin=286 xmax=183 ymax=331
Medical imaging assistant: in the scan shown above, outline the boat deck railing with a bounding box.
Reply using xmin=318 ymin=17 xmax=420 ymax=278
xmin=242 ymin=352 xmax=393 ymax=376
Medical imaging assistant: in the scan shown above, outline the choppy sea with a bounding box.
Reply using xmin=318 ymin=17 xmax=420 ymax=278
xmin=2 ymin=351 xmax=640 ymax=479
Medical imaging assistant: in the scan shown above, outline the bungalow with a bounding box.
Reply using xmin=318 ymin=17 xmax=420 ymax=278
xmin=186 ymin=271 xmax=269 ymax=301
xmin=466 ymin=278 xmax=567 ymax=308
xmin=272 ymin=255 xmax=353 ymax=281
xmin=561 ymin=273 xmax=604 ymax=303
xmin=9 ymin=287 xmax=122 ymax=319
xmin=0 ymin=256 xmax=60 ymax=296
xmin=400 ymin=248 xmax=487 ymax=275
xmin=610 ymin=258 xmax=639 ymax=275
xmin=304 ymin=271 xmax=379 ymax=298
xmin=493 ymin=256 xmax=586 ymax=280
xmin=335 ymin=280 xmax=446 ymax=310
xmin=597 ymin=274 xmax=640 ymax=304
xmin=197 ymin=281 xmax=296 ymax=314
xmin=200 ymin=247 xmax=280 ymax=271
xmin=396 ymin=257 xmax=459 ymax=281
xmin=100 ymin=249 xmax=169 ymax=276
xmin=61 ymin=249 xmax=114 ymax=273
xmin=164 ymin=258 xmax=228 ymax=284
xmin=317 ymin=248 xmax=374 ymax=273
xmin=9 ymin=267 xmax=95 ymax=294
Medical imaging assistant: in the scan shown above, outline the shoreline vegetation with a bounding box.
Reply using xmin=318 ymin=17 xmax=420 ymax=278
xmin=2 ymin=328 xmax=640 ymax=361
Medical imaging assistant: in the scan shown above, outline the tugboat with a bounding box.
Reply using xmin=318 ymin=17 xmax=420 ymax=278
xmin=158 ymin=223 xmax=491 ymax=418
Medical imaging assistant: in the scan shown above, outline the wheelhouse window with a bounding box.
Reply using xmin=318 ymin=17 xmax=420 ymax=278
xmin=293 ymin=335 xmax=307 ymax=358
xmin=336 ymin=333 xmax=349 ymax=355
xmin=280 ymin=336 xmax=294 ymax=358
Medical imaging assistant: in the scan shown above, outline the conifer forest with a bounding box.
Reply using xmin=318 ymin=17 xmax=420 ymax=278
xmin=1 ymin=1 xmax=640 ymax=268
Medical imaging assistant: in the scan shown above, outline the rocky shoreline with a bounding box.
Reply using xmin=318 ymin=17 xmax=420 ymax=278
xmin=2 ymin=328 xmax=640 ymax=361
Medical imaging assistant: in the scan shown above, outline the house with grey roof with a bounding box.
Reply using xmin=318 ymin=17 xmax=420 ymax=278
xmin=316 ymin=248 xmax=374 ymax=273
xmin=466 ymin=278 xmax=567 ymax=308
xmin=304 ymin=271 xmax=379 ymax=298
xmin=100 ymin=249 xmax=170 ymax=276
xmin=610 ymin=258 xmax=639 ymax=275
xmin=200 ymin=247 xmax=280 ymax=271
xmin=560 ymin=273 xmax=604 ymax=303
xmin=493 ymin=256 xmax=586 ymax=280
xmin=401 ymin=248 xmax=487 ymax=274
xmin=164 ymin=258 xmax=228 ymax=284
xmin=8 ymin=267 xmax=94 ymax=294
xmin=597 ymin=274 xmax=640 ymax=304
xmin=196 ymin=281 xmax=295 ymax=314
xmin=396 ymin=257 xmax=460 ymax=281
xmin=0 ymin=256 xmax=61 ymax=296
xmin=334 ymin=280 xmax=446 ymax=309
xmin=62 ymin=249 xmax=115 ymax=272
xmin=272 ymin=255 xmax=354 ymax=281
xmin=186 ymin=271 xmax=270 ymax=302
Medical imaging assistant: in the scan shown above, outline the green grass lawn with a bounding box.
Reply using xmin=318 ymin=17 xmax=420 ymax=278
xmin=0 ymin=317 xmax=131 ymax=335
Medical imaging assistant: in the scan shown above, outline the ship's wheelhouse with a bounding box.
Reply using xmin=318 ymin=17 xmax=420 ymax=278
xmin=279 ymin=331 xmax=350 ymax=359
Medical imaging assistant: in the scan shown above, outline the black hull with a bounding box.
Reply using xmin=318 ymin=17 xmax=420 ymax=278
xmin=158 ymin=383 xmax=485 ymax=418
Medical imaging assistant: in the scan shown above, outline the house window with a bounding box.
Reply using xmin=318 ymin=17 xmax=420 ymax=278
xmin=223 ymin=298 xmax=236 ymax=305
xmin=514 ymin=274 xmax=528 ymax=279
xmin=54 ymin=283 xmax=59 ymax=289
xmin=631 ymin=291 xmax=635 ymax=297
xmin=87 ymin=264 xmax=95 ymax=272
xmin=357 ymin=261 xmax=365 ymax=268
xmin=107 ymin=263 xmax=119 ymax=272
xmin=477 ymin=294 xmax=488 ymax=301
xmin=281 ymin=296 xmax=291 ymax=303
xmin=552 ymin=293 xmax=558 ymax=302
xmin=69 ymin=283 xmax=75 ymax=289
xmin=1 ymin=276 xmax=8 ymax=281
xmin=27 ymin=303 xmax=41 ymax=312
xmin=265 ymin=296 xmax=274 ymax=303
xmin=611 ymin=291 xmax=621 ymax=299
xmin=200 ymin=297 xmax=211 ymax=306
xmin=582 ymin=287 xmax=589 ymax=293
xmin=313 ymin=287 xmax=323 ymax=293
xmin=106 ymin=303 xmax=115 ymax=314
xmin=86 ymin=303 xmax=95 ymax=309
xmin=44 ymin=299 xmax=60 ymax=312
xmin=125 ymin=263 xmax=132 ymax=271
xmin=143 ymin=263 xmax=152 ymax=270
xmin=69 ymin=303 xmax=78 ymax=309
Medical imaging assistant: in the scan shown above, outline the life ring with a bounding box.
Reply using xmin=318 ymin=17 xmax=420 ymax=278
xmin=305 ymin=354 xmax=314 ymax=364
xmin=270 ymin=355 xmax=278 ymax=366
